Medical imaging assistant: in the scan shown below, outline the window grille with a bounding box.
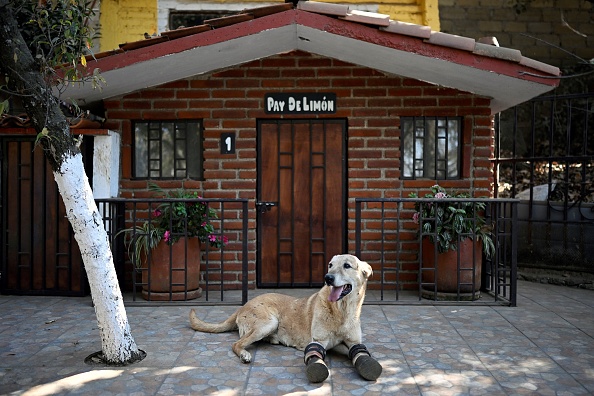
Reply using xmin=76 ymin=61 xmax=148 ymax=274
xmin=133 ymin=120 xmax=203 ymax=180
xmin=401 ymin=116 xmax=462 ymax=179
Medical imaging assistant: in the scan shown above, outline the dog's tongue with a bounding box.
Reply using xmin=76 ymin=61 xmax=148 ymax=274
xmin=328 ymin=285 xmax=344 ymax=302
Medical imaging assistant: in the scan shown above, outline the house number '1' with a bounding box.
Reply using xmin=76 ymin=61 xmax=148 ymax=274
xmin=221 ymin=133 xmax=235 ymax=154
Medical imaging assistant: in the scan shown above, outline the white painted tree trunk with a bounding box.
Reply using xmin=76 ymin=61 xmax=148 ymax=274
xmin=54 ymin=151 xmax=140 ymax=364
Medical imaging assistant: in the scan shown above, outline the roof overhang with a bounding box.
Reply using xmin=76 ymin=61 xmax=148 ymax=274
xmin=64 ymin=10 xmax=560 ymax=114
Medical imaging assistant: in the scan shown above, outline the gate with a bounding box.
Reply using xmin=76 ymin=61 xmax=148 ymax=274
xmin=494 ymin=93 xmax=594 ymax=275
xmin=0 ymin=138 xmax=90 ymax=296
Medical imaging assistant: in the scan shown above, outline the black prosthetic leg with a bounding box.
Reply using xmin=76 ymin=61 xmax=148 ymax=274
xmin=304 ymin=342 xmax=329 ymax=383
xmin=349 ymin=344 xmax=382 ymax=381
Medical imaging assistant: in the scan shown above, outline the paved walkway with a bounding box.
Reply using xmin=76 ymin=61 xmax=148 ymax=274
xmin=1 ymin=280 xmax=593 ymax=395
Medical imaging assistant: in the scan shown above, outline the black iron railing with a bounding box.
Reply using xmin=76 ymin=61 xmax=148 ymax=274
xmin=355 ymin=198 xmax=518 ymax=306
xmin=495 ymin=93 xmax=594 ymax=274
xmin=95 ymin=198 xmax=249 ymax=304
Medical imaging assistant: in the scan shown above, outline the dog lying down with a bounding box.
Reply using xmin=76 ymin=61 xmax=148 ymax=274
xmin=189 ymin=254 xmax=382 ymax=383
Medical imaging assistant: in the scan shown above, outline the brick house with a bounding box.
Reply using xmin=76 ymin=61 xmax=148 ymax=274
xmin=2 ymin=2 xmax=560 ymax=295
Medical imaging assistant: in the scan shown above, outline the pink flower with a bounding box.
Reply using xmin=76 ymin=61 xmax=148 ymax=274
xmin=209 ymin=234 xmax=216 ymax=242
xmin=153 ymin=209 xmax=162 ymax=217
xmin=435 ymin=192 xmax=447 ymax=199
xmin=222 ymin=236 xmax=229 ymax=244
xmin=164 ymin=230 xmax=171 ymax=242
xmin=412 ymin=212 xmax=420 ymax=224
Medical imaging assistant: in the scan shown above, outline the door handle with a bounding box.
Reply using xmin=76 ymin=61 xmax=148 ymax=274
xmin=255 ymin=201 xmax=277 ymax=213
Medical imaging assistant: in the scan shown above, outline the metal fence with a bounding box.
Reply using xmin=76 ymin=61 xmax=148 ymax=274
xmin=355 ymin=198 xmax=518 ymax=306
xmin=495 ymin=93 xmax=594 ymax=275
xmin=96 ymin=197 xmax=249 ymax=304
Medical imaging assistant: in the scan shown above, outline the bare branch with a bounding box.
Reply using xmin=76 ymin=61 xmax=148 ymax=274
xmin=520 ymin=33 xmax=592 ymax=66
xmin=561 ymin=9 xmax=587 ymax=38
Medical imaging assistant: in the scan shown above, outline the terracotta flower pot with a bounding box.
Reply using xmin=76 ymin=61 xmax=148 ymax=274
xmin=421 ymin=237 xmax=482 ymax=295
xmin=141 ymin=237 xmax=202 ymax=301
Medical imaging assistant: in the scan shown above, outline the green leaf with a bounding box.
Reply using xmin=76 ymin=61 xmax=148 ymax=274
xmin=0 ymin=99 xmax=9 ymax=115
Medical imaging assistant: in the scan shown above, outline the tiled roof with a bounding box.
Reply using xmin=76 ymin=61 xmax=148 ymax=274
xmin=68 ymin=1 xmax=560 ymax=114
xmin=102 ymin=1 xmax=559 ymax=77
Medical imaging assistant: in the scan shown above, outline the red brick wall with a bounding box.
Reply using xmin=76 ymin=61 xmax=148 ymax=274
xmin=104 ymin=50 xmax=494 ymax=290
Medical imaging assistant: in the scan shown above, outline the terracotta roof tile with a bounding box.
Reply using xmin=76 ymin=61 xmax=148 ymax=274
xmin=244 ymin=3 xmax=293 ymax=18
xmin=519 ymin=57 xmax=561 ymax=76
xmin=161 ymin=25 xmax=211 ymax=40
xmin=297 ymin=1 xmax=349 ymax=17
xmin=477 ymin=36 xmax=500 ymax=46
xmin=427 ymin=31 xmax=476 ymax=52
xmin=204 ymin=13 xmax=254 ymax=29
xmin=119 ymin=36 xmax=168 ymax=51
xmin=339 ymin=10 xmax=390 ymax=27
xmin=473 ymin=42 xmax=522 ymax=63
xmin=381 ymin=20 xmax=431 ymax=39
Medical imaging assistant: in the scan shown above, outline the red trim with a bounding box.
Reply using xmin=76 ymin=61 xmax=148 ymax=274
xmin=293 ymin=11 xmax=556 ymax=86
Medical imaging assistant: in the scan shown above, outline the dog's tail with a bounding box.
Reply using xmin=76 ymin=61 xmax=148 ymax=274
xmin=189 ymin=308 xmax=239 ymax=333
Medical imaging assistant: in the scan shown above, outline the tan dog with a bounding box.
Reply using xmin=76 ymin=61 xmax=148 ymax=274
xmin=189 ymin=254 xmax=382 ymax=383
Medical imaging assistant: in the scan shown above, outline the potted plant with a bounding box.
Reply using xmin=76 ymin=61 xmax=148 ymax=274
xmin=119 ymin=184 xmax=227 ymax=301
xmin=409 ymin=184 xmax=494 ymax=299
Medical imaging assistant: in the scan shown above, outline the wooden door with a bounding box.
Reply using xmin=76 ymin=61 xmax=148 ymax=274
xmin=1 ymin=139 xmax=87 ymax=295
xmin=257 ymin=119 xmax=346 ymax=287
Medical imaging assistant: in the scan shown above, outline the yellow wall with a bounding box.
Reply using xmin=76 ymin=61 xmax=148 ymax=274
xmin=98 ymin=0 xmax=439 ymax=52
xmin=100 ymin=0 xmax=158 ymax=51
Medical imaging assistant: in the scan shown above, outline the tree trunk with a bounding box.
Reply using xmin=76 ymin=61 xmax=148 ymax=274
xmin=54 ymin=154 xmax=142 ymax=363
xmin=0 ymin=0 xmax=141 ymax=364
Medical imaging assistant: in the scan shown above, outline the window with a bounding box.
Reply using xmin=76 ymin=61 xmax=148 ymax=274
xmin=133 ymin=120 xmax=203 ymax=179
xmin=401 ymin=116 xmax=462 ymax=179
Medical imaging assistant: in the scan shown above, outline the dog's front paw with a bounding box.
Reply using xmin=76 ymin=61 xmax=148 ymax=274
xmin=239 ymin=351 xmax=252 ymax=363
xmin=306 ymin=357 xmax=329 ymax=383
xmin=354 ymin=355 xmax=382 ymax=381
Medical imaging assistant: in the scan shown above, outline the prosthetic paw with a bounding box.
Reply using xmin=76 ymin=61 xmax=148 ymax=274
xmin=304 ymin=342 xmax=329 ymax=383
xmin=306 ymin=357 xmax=329 ymax=383
xmin=349 ymin=344 xmax=382 ymax=381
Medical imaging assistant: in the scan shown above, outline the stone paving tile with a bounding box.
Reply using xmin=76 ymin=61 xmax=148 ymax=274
xmin=456 ymin=325 xmax=536 ymax=348
xmin=159 ymin=364 xmax=249 ymax=395
xmin=493 ymin=310 xmax=573 ymax=330
xmin=490 ymin=368 xmax=590 ymax=395
xmin=1 ymin=282 xmax=593 ymax=395
xmin=472 ymin=345 xmax=566 ymax=375
xmin=330 ymin=365 xmax=420 ymax=395
xmin=472 ymin=343 xmax=593 ymax=395
xmin=175 ymin=338 xmax=244 ymax=368
xmin=538 ymin=344 xmax=594 ymax=375
xmin=0 ymin=340 xmax=48 ymax=366
xmin=400 ymin=343 xmax=486 ymax=371
xmin=250 ymin=342 xmax=305 ymax=367
xmin=0 ymin=366 xmax=98 ymax=395
xmin=411 ymin=369 xmax=505 ymax=395
xmin=388 ymin=323 xmax=466 ymax=345
xmin=245 ymin=366 xmax=325 ymax=395
xmin=65 ymin=367 xmax=169 ymax=396
xmin=571 ymin=372 xmax=594 ymax=394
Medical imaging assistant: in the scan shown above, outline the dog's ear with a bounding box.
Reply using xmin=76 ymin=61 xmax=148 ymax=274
xmin=359 ymin=259 xmax=373 ymax=279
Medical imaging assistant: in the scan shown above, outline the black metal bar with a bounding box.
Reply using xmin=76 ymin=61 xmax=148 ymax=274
xmin=495 ymin=92 xmax=594 ymax=278
xmin=242 ymin=200 xmax=248 ymax=305
xmin=355 ymin=197 xmax=518 ymax=306
xmin=96 ymin=196 xmax=249 ymax=305
xmin=355 ymin=200 xmax=361 ymax=259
